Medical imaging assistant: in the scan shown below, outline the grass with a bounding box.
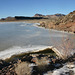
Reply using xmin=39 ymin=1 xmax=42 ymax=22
xmin=51 ymin=36 xmax=75 ymax=59
xmin=15 ymin=62 xmax=31 ymax=75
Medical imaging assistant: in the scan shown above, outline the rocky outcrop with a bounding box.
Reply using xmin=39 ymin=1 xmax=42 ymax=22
xmin=55 ymin=14 xmax=65 ymax=17
xmin=39 ymin=11 xmax=75 ymax=33
xmin=53 ymin=10 xmax=75 ymax=33
xmin=34 ymin=14 xmax=45 ymax=17
xmin=0 ymin=52 xmax=75 ymax=75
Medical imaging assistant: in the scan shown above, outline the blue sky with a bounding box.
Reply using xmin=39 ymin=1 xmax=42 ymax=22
xmin=0 ymin=0 xmax=75 ymax=18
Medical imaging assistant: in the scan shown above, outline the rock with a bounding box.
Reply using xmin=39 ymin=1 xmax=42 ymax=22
xmin=69 ymin=70 xmax=74 ymax=75
xmin=44 ymin=71 xmax=53 ymax=75
xmin=52 ymin=70 xmax=60 ymax=75
xmin=0 ymin=60 xmax=10 ymax=70
xmin=34 ymin=14 xmax=45 ymax=17
xmin=66 ymin=62 xmax=75 ymax=69
xmin=40 ymin=22 xmax=46 ymax=27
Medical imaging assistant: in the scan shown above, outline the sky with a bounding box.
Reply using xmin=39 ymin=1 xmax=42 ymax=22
xmin=0 ymin=0 xmax=75 ymax=18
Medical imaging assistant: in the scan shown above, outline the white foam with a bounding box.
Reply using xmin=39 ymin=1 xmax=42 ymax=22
xmin=0 ymin=45 xmax=53 ymax=60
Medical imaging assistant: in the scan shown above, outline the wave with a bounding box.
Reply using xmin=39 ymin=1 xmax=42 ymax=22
xmin=0 ymin=45 xmax=53 ymax=60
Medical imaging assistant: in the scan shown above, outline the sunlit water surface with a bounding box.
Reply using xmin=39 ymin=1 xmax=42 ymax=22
xmin=0 ymin=22 xmax=74 ymax=59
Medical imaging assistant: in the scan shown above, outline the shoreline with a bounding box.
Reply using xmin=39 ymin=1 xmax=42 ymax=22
xmin=0 ymin=46 xmax=53 ymax=60
xmin=37 ymin=25 xmax=75 ymax=34
xmin=0 ymin=20 xmax=75 ymax=34
xmin=0 ymin=48 xmax=75 ymax=75
xmin=0 ymin=22 xmax=74 ymax=60
xmin=0 ymin=21 xmax=75 ymax=75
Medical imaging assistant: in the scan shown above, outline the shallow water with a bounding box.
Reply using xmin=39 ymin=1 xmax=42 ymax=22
xmin=0 ymin=22 xmax=75 ymax=59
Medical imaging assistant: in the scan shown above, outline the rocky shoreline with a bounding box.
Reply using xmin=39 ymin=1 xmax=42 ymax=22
xmin=0 ymin=10 xmax=75 ymax=33
xmin=38 ymin=21 xmax=75 ymax=34
xmin=38 ymin=11 xmax=75 ymax=34
xmin=0 ymin=19 xmax=75 ymax=34
xmin=0 ymin=49 xmax=75 ymax=75
xmin=0 ymin=10 xmax=75 ymax=75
